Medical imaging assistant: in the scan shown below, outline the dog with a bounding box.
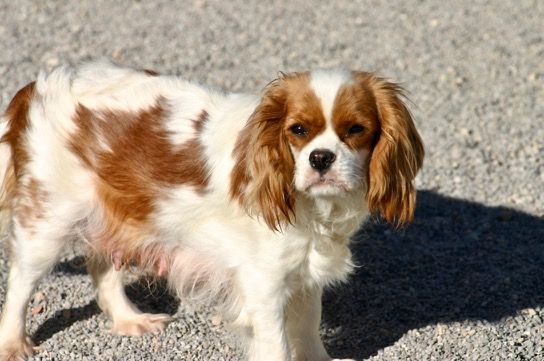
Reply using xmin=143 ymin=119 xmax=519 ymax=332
xmin=0 ymin=61 xmax=423 ymax=361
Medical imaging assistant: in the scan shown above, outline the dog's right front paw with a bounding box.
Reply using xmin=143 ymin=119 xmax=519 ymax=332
xmin=111 ymin=312 xmax=172 ymax=336
xmin=0 ymin=336 xmax=36 ymax=361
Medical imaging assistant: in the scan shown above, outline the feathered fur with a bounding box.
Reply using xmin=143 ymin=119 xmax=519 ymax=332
xmin=0 ymin=61 xmax=423 ymax=361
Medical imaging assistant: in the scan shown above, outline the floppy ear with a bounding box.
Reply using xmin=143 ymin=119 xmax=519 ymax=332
xmin=361 ymin=74 xmax=424 ymax=227
xmin=230 ymin=79 xmax=295 ymax=231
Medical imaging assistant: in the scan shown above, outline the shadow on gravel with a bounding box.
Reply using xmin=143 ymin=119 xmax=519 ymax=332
xmin=30 ymin=190 xmax=543 ymax=358
xmin=34 ymin=301 xmax=100 ymax=344
xmin=33 ymin=269 xmax=179 ymax=345
xmin=322 ymin=190 xmax=544 ymax=359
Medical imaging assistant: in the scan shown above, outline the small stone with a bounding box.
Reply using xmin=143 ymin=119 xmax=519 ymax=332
xmin=33 ymin=291 xmax=45 ymax=303
xmin=45 ymin=57 xmax=60 ymax=68
xmin=31 ymin=304 xmax=44 ymax=315
xmin=523 ymin=308 xmax=537 ymax=317
xmin=435 ymin=324 xmax=446 ymax=336
xmin=455 ymin=77 xmax=465 ymax=86
xmin=211 ymin=314 xmax=222 ymax=326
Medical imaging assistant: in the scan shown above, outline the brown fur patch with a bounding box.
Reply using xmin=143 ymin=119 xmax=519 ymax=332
xmin=0 ymin=160 xmax=15 ymax=228
xmin=13 ymin=177 xmax=49 ymax=234
xmin=70 ymin=103 xmax=210 ymax=266
xmin=332 ymin=79 xmax=380 ymax=151
xmin=71 ymin=103 xmax=209 ymax=222
xmin=280 ymin=73 xmax=326 ymax=150
xmin=230 ymin=72 xmax=324 ymax=231
xmin=1 ymin=82 xmax=35 ymax=177
xmin=352 ymin=72 xmax=424 ymax=227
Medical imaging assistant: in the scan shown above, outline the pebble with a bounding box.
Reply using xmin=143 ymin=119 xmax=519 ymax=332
xmin=31 ymin=304 xmax=45 ymax=315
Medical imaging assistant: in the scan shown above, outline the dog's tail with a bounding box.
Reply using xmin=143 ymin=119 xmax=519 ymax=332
xmin=0 ymin=120 xmax=15 ymax=240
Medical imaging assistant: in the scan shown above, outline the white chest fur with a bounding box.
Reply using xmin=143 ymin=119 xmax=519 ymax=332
xmin=283 ymin=192 xmax=368 ymax=290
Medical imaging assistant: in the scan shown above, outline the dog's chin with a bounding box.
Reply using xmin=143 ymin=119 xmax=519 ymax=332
xmin=303 ymin=179 xmax=350 ymax=198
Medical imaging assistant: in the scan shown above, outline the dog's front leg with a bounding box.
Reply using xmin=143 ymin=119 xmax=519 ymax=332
xmin=286 ymin=286 xmax=330 ymax=361
xmin=286 ymin=286 xmax=356 ymax=361
xmin=238 ymin=269 xmax=291 ymax=361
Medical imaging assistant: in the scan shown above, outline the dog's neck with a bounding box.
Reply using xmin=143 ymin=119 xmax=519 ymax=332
xmin=294 ymin=189 xmax=369 ymax=242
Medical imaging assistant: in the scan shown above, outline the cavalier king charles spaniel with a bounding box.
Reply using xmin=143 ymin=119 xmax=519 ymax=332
xmin=0 ymin=61 xmax=423 ymax=361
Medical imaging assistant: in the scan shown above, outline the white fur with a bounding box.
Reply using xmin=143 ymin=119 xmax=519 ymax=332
xmin=163 ymin=83 xmax=220 ymax=146
xmin=0 ymin=61 xmax=364 ymax=361
xmin=294 ymin=127 xmax=366 ymax=198
xmin=310 ymin=69 xmax=351 ymax=124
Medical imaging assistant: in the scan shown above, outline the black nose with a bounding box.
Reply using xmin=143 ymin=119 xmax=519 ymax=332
xmin=309 ymin=149 xmax=336 ymax=172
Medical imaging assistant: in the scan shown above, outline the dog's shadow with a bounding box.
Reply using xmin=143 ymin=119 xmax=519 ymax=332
xmin=322 ymin=190 xmax=544 ymax=359
xmin=33 ymin=271 xmax=179 ymax=344
xmin=31 ymin=190 xmax=543 ymax=359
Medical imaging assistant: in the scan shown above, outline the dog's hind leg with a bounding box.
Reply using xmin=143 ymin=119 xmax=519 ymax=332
xmin=0 ymin=213 xmax=72 ymax=360
xmin=87 ymin=257 xmax=171 ymax=336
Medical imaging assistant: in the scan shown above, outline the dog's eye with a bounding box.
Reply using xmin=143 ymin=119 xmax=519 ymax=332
xmin=347 ymin=124 xmax=365 ymax=135
xmin=289 ymin=124 xmax=308 ymax=136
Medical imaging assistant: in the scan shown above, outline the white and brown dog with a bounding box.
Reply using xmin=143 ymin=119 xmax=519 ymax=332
xmin=0 ymin=61 xmax=423 ymax=361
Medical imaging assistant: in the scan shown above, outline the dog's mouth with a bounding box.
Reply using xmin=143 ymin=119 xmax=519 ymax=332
xmin=304 ymin=176 xmax=349 ymax=193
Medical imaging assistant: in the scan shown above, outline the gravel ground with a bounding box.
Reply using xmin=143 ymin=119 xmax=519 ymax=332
xmin=0 ymin=0 xmax=543 ymax=360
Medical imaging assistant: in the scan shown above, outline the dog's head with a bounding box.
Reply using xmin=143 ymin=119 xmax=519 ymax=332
xmin=231 ymin=70 xmax=424 ymax=231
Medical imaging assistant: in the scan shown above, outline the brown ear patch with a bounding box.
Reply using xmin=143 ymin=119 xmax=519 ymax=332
xmin=230 ymin=73 xmax=321 ymax=231
xmin=353 ymin=72 xmax=424 ymax=227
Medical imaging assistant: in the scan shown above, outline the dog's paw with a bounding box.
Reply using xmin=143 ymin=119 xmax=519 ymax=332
xmin=0 ymin=336 xmax=35 ymax=361
xmin=111 ymin=313 xmax=172 ymax=336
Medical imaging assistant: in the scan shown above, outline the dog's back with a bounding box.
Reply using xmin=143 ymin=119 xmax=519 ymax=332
xmin=0 ymin=62 xmax=258 ymax=360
